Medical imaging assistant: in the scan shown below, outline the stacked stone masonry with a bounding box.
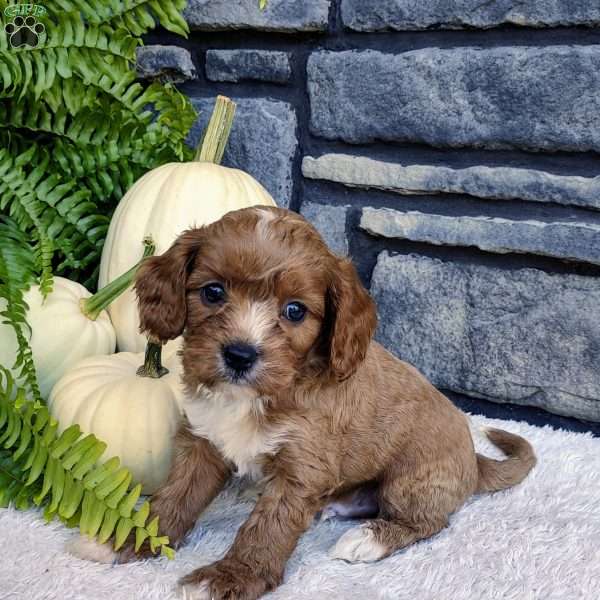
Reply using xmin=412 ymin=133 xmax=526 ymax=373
xmin=140 ymin=0 xmax=600 ymax=421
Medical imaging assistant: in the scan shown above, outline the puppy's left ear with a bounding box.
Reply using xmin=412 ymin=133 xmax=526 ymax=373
xmin=328 ymin=258 xmax=377 ymax=381
xmin=134 ymin=229 xmax=202 ymax=343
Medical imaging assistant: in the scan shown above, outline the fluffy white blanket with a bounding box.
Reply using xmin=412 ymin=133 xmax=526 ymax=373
xmin=1 ymin=415 xmax=599 ymax=600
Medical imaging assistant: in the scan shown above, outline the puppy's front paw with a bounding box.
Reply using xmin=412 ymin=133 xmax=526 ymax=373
xmin=329 ymin=524 xmax=387 ymax=563
xmin=179 ymin=559 xmax=271 ymax=600
xmin=67 ymin=535 xmax=155 ymax=564
xmin=67 ymin=536 xmax=119 ymax=564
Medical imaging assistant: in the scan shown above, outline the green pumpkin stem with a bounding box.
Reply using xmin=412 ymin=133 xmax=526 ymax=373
xmin=136 ymin=341 xmax=169 ymax=379
xmin=80 ymin=237 xmax=156 ymax=321
xmin=194 ymin=95 xmax=237 ymax=165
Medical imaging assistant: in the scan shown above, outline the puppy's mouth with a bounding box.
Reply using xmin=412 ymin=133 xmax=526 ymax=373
xmin=221 ymin=366 xmax=257 ymax=386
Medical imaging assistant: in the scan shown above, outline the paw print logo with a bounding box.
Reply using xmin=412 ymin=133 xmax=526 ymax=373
xmin=5 ymin=15 xmax=45 ymax=48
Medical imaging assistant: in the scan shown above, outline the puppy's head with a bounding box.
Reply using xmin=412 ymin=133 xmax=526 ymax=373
xmin=135 ymin=207 xmax=376 ymax=398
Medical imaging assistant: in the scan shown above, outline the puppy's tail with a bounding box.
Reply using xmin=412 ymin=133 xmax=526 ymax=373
xmin=475 ymin=428 xmax=536 ymax=494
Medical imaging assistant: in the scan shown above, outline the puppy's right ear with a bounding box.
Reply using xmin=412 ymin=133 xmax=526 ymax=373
xmin=134 ymin=229 xmax=202 ymax=342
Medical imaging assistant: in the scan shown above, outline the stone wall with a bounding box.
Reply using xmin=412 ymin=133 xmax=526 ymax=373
xmin=140 ymin=0 xmax=600 ymax=422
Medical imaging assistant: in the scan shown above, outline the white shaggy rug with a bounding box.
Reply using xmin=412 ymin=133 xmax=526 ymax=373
xmin=1 ymin=414 xmax=599 ymax=600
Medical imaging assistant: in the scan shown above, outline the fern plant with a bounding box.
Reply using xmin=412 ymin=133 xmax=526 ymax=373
xmin=0 ymin=3 xmax=195 ymax=279
xmin=0 ymin=0 xmax=196 ymax=556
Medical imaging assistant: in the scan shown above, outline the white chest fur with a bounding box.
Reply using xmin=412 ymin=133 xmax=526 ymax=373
xmin=183 ymin=384 xmax=286 ymax=480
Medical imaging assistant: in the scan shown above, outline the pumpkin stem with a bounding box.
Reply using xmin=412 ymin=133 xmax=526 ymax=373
xmin=136 ymin=341 xmax=169 ymax=379
xmin=80 ymin=237 xmax=155 ymax=321
xmin=194 ymin=95 xmax=237 ymax=164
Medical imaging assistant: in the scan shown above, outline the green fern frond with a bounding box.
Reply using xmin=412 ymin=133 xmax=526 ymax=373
xmin=104 ymin=0 xmax=189 ymax=37
xmin=0 ymin=143 xmax=107 ymax=283
xmin=145 ymin=82 xmax=196 ymax=161
xmin=34 ymin=237 xmax=54 ymax=298
xmin=0 ymin=367 xmax=174 ymax=558
xmin=0 ymin=218 xmax=42 ymax=402
xmin=0 ymin=98 xmax=138 ymax=147
xmin=1 ymin=84 xmax=194 ymax=166
xmin=0 ymin=17 xmax=138 ymax=101
xmin=0 ymin=147 xmax=54 ymax=296
xmin=43 ymin=0 xmax=189 ymax=37
xmin=52 ymin=136 xmax=143 ymax=202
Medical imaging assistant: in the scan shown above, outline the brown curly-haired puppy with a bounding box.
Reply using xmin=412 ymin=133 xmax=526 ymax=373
xmin=75 ymin=206 xmax=536 ymax=599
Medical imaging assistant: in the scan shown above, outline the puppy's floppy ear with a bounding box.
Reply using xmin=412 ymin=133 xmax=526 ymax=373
xmin=327 ymin=258 xmax=377 ymax=381
xmin=134 ymin=229 xmax=202 ymax=342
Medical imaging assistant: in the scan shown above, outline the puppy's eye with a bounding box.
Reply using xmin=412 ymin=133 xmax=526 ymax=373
xmin=201 ymin=283 xmax=226 ymax=305
xmin=283 ymin=301 xmax=307 ymax=323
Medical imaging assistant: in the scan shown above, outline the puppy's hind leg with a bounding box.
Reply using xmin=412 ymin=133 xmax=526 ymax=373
xmin=329 ymin=514 xmax=449 ymax=564
xmin=330 ymin=458 xmax=468 ymax=563
xmin=329 ymin=489 xmax=449 ymax=563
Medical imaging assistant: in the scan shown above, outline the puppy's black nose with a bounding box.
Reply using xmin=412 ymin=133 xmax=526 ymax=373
xmin=222 ymin=342 xmax=258 ymax=373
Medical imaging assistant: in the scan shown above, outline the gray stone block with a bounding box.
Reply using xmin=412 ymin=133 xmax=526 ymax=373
xmin=300 ymin=202 xmax=349 ymax=256
xmin=342 ymin=0 xmax=600 ymax=31
xmin=302 ymin=154 xmax=600 ymax=211
xmin=371 ymin=252 xmax=600 ymax=421
xmin=308 ymin=47 xmax=600 ymax=152
xmin=361 ymin=207 xmax=600 ymax=265
xmin=187 ymin=97 xmax=297 ymax=208
xmin=135 ymin=45 xmax=196 ymax=82
xmin=206 ymin=50 xmax=292 ymax=84
xmin=184 ymin=0 xmax=330 ymax=32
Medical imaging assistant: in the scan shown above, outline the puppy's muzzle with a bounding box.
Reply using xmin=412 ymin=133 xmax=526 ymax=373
xmin=222 ymin=342 xmax=258 ymax=374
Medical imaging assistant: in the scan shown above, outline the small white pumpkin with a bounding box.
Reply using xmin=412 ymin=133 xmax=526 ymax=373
xmin=98 ymin=96 xmax=277 ymax=353
xmin=49 ymin=343 xmax=184 ymax=494
xmin=0 ymin=277 xmax=115 ymax=399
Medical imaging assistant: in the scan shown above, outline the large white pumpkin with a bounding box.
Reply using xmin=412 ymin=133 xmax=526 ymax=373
xmin=99 ymin=161 xmax=276 ymax=353
xmin=0 ymin=277 xmax=115 ymax=399
xmin=48 ymin=345 xmax=184 ymax=494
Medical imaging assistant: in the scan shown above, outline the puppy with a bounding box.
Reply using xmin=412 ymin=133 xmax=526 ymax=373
xmin=88 ymin=207 xmax=536 ymax=599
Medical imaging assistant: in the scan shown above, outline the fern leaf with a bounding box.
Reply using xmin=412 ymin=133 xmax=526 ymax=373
xmin=0 ymin=143 xmax=104 ymax=283
xmin=0 ymin=148 xmax=54 ymax=297
xmin=34 ymin=0 xmax=189 ymax=37
xmin=0 ymin=16 xmax=138 ymax=100
xmin=1 ymin=92 xmax=193 ymax=168
xmin=0 ymin=218 xmax=42 ymax=402
xmin=105 ymin=0 xmax=189 ymax=37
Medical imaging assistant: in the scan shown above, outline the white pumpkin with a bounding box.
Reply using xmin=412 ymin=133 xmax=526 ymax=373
xmin=0 ymin=277 xmax=115 ymax=399
xmin=99 ymin=96 xmax=277 ymax=353
xmin=48 ymin=343 xmax=184 ymax=494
